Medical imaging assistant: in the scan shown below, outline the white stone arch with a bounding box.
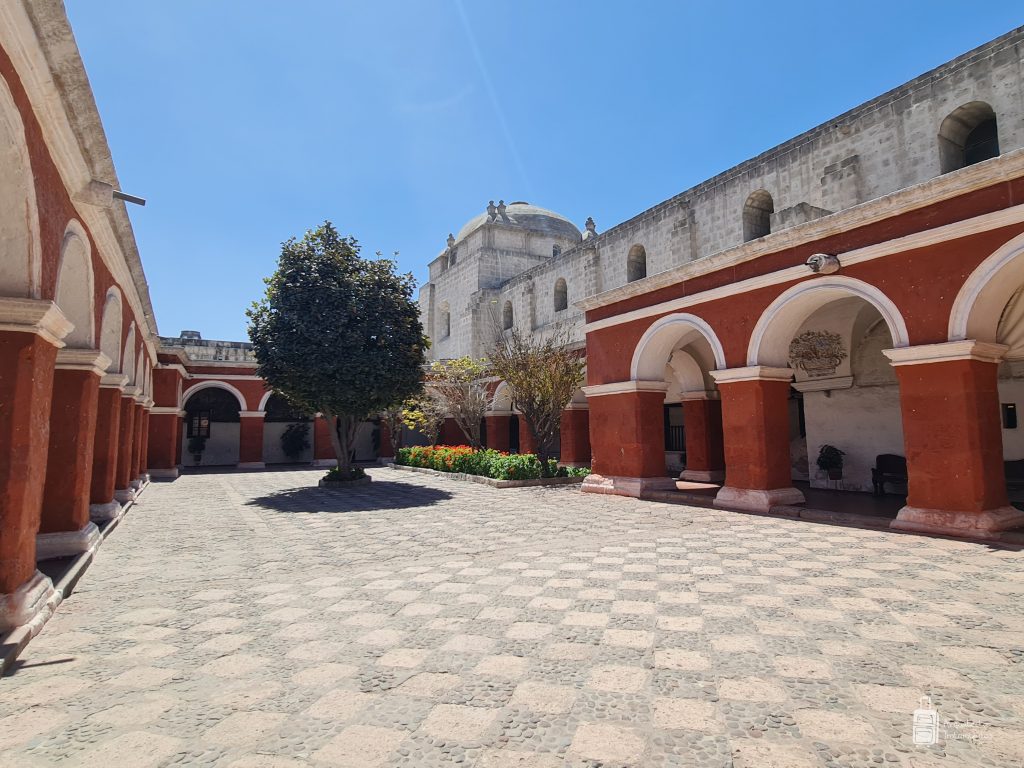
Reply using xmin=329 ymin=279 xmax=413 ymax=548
xmin=667 ymin=349 xmax=706 ymax=393
xmin=134 ymin=351 xmax=145 ymax=395
xmin=99 ymin=287 xmax=123 ymax=371
xmin=949 ymin=231 xmax=1024 ymax=344
xmin=631 ymin=313 xmax=727 ymax=382
xmin=181 ymin=380 xmax=247 ymax=411
xmin=258 ymin=390 xmax=275 ymax=411
xmin=491 ymin=380 xmax=513 ymax=412
xmin=54 ymin=220 xmax=95 ymax=348
xmin=747 ymin=277 xmax=910 ymax=367
xmin=122 ymin=323 xmax=136 ymax=382
xmin=0 ymin=73 xmax=42 ymax=299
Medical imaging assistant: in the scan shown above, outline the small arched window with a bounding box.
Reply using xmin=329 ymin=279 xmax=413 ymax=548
xmin=502 ymin=301 xmax=513 ymax=330
xmin=552 ymin=244 xmax=562 ymax=258
xmin=742 ymin=190 xmax=774 ymax=242
xmin=939 ymin=101 xmax=999 ymax=173
xmin=554 ymin=278 xmax=568 ymax=312
xmin=627 ymin=245 xmax=647 ymax=282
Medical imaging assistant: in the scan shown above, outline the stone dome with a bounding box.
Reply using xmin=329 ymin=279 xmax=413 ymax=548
xmin=454 ymin=202 xmax=582 ymax=244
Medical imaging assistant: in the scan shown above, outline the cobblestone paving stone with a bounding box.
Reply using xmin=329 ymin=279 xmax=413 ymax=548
xmin=2 ymin=467 xmax=1023 ymax=767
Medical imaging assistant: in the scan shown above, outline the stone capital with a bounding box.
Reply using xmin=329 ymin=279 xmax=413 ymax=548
xmin=883 ymin=341 xmax=1008 ymax=367
xmin=55 ymin=348 xmax=111 ymax=376
xmin=0 ymin=298 xmax=73 ymax=348
xmin=709 ymin=366 xmax=793 ymax=385
xmin=582 ymin=380 xmax=668 ymax=398
xmin=239 ymin=410 xmax=266 ymax=418
xmin=100 ymin=372 xmax=130 ymax=390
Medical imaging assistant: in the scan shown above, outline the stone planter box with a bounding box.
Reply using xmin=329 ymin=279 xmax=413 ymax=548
xmin=318 ymin=476 xmax=372 ymax=488
xmin=387 ymin=463 xmax=585 ymax=489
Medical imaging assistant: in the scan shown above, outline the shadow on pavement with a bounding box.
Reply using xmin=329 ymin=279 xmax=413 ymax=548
xmin=245 ymin=481 xmax=453 ymax=513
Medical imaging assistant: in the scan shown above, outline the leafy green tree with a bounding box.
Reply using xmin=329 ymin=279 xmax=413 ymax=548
xmin=247 ymin=222 xmax=426 ymax=478
xmin=488 ymin=330 xmax=585 ymax=474
xmin=402 ymin=395 xmax=445 ymax=446
xmin=427 ymin=357 xmax=492 ymax=449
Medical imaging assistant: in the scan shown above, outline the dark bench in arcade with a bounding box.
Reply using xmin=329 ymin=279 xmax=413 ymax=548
xmin=871 ymin=454 xmax=907 ymax=496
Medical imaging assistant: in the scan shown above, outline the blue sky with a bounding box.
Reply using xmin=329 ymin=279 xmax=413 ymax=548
xmin=66 ymin=2 xmax=1023 ymax=341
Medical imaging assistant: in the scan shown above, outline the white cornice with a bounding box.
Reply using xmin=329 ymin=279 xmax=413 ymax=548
xmin=0 ymin=298 xmax=72 ymax=347
xmin=99 ymin=372 xmax=129 ymax=390
xmin=710 ymin=366 xmax=794 ymax=384
xmin=187 ymin=373 xmax=262 ymax=381
xmin=156 ymin=363 xmax=189 ymax=378
xmin=55 ymin=347 xmax=110 ymax=376
xmin=583 ymin=380 xmax=669 ymax=398
xmin=883 ymin=341 xmax=1008 ymax=366
xmin=0 ymin=2 xmax=158 ymax=342
xmin=580 ymin=162 xmax=1024 ymax=333
xmin=151 ymin=406 xmax=185 ymax=417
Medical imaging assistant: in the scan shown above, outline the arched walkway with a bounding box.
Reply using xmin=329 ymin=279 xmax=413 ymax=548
xmin=181 ymin=385 xmax=242 ymax=466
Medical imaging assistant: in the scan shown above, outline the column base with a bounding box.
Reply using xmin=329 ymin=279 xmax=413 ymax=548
xmin=114 ymin=487 xmax=136 ymax=504
xmin=312 ymin=458 xmax=337 ymax=468
xmin=680 ymin=469 xmax=726 ymax=483
xmin=890 ymin=505 xmax=1024 ymax=539
xmin=0 ymin=571 xmax=58 ymax=633
xmin=714 ymin=486 xmax=806 ymax=513
xmin=581 ymin=474 xmax=678 ymax=498
xmin=237 ymin=462 xmax=265 ymax=470
xmin=129 ymin=478 xmax=143 ymax=490
xmin=148 ymin=467 xmax=179 ymax=479
xmin=36 ymin=522 xmax=101 ymax=561
xmin=89 ymin=499 xmax=123 ymax=522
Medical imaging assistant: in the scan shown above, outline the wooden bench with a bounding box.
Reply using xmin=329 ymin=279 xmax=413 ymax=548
xmin=871 ymin=454 xmax=907 ymax=496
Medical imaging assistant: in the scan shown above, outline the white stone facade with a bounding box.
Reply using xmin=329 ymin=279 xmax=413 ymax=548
xmin=420 ymin=28 xmax=1024 ymax=361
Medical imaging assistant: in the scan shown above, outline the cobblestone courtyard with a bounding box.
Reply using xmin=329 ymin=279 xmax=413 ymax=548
xmin=2 ymin=469 xmax=1024 ymax=767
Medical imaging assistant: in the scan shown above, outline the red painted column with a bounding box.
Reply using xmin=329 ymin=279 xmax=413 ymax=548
xmin=313 ymin=416 xmax=335 ymax=465
xmin=710 ymin=367 xmax=804 ymax=512
xmin=580 ymin=382 xmax=676 ymax=497
xmin=484 ymin=413 xmax=511 ymax=451
xmin=90 ymin=374 xmax=127 ymax=521
xmin=148 ymin=409 xmax=183 ymax=477
xmin=139 ymin=408 xmax=151 ymax=478
xmin=239 ymin=412 xmax=266 ymax=468
xmin=518 ymin=415 xmax=538 ymax=455
xmin=0 ymin=300 xmax=69 ymax=631
xmin=114 ymin=391 xmax=138 ymax=504
xmin=680 ymin=396 xmax=725 ymax=482
xmin=129 ymin=401 xmax=145 ymax=487
xmin=38 ymin=350 xmax=107 ymax=560
xmin=885 ymin=342 xmax=1024 ymax=537
xmin=379 ymin=422 xmax=395 ymax=458
xmin=440 ymin=418 xmax=464 ymax=446
xmin=174 ymin=416 xmax=184 ymax=468
xmin=560 ymin=407 xmax=591 ymax=466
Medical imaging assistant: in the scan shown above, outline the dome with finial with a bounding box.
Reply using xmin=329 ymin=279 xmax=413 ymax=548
xmin=454 ymin=201 xmax=582 ymax=244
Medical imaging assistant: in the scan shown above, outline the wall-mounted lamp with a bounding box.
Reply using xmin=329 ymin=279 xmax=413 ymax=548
xmin=806 ymin=253 xmax=840 ymax=274
xmin=113 ymin=190 xmax=146 ymax=207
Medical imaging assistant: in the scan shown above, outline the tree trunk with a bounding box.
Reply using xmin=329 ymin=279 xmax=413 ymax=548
xmin=323 ymin=412 xmax=361 ymax=475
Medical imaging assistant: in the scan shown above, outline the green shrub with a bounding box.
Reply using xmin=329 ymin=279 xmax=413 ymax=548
xmin=324 ymin=465 xmax=366 ymax=481
xmin=394 ymin=445 xmax=592 ymax=481
xmin=280 ymin=422 xmax=310 ymax=461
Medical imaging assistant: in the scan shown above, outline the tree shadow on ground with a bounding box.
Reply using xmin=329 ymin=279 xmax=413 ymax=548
xmin=245 ymin=481 xmax=453 ymax=514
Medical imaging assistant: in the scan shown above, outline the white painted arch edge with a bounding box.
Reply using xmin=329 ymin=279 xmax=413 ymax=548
xmin=948 ymin=230 xmax=1024 ymax=343
xmin=746 ymin=276 xmax=910 ymax=367
xmin=181 ymin=379 xmax=248 ymax=411
xmin=630 ymin=312 xmax=727 ymax=381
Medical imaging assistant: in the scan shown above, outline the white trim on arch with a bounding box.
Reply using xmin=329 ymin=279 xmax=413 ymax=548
xmin=490 ymin=381 xmax=512 ymax=412
xmin=948 ymin=230 xmax=1024 ymax=343
xmin=630 ymin=312 xmax=727 ymax=382
xmin=0 ymin=69 xmax=41 ymax=299
xmin=181 ymin=380 xmax=247 ymax=411
xmin=746 ymin=276 xmax=910 ymax=368
xmin=257 ymin=390 xmax=275 ymax=411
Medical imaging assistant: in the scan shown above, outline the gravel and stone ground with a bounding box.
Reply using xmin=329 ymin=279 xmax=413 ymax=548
xmin=2 ymin=467 xmax=1023 ymax=767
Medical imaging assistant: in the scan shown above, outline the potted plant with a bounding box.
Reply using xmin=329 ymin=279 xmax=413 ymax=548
xmin=816 ymin=444 xmax=845 ymax=480
xmin=188 ymin=435 xmax=207 ymax=466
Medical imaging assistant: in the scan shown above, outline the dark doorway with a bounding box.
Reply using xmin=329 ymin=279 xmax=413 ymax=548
xmin=509 ymin=414 xmax=520 ymax=453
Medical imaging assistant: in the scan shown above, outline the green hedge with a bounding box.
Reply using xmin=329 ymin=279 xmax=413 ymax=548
xmin=396 ymin=445 xmax=590 ymax=481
